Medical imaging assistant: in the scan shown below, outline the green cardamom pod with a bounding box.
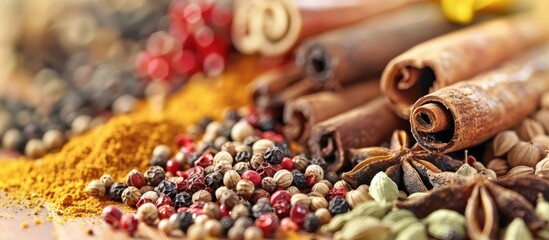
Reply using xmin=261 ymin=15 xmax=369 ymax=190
xmin=502 ymin=218 xmax=532 ymax=240
xmin=391 ymin=217 xmax=420 ymax=236
xmin=322 ymin=201 xmax=391 ymax=233
xmin=369 ymin=172 xmax=399 ymax=203
xmin=382 ymin=209 xmax=417 ymax=224
xmin=394 ymin=222 xmax=428 ymax=240
xmin=455 ymin=163 xmax=477 ymax=176
xmin=336 ymin=217 xmax=391 ymax=240
xmin=423 ymin=209 xmax=467 ymax=240
xmin=537 ymin=228 xmax=549 ymax=240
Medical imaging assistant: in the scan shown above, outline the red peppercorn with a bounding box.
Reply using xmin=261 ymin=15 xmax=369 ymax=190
xmin=194 ymin=153 xmax=213 ymax=168
xmin=126 ymin=169 xmax=146 ymax=189
xmin=270 ymin=190 xmax=291 ymax=205
xmin=158 ymin=205 xmax=177 ymax=220
xmin=176 ymin=170 xmax=189 ymax=178
xmin=326 ymin=187 xmax=347 ymax=201
xmin=306 ymin=173 xmax=318 ymax=187
xmin=120 ymin=214 xmax=139 ymax=235
xmin=255 ymin=213 xmax=279 ymax=237
xmin=102 ymin=205 xmax=123 ymax=228
xmin=272 ymin=164 xmax=282 ymax=171
xmin=219 ymin=204 xmax=230 ymax=218
xmin=290 ymin=203 xmax=310 ymax=227
xmin=166 ymin=159 xmax=182 ymax=175
xmin=281 ymin=157 xmax=294 ymax=170
xmin=261 ymin=131 xmax=284 ymax=142
xmin=136 ymin=52 xmax=153 ymax=78
xmin=256 ymin=162 xmax=276 ymax=178
xmin=147 ymin=57 xmax=170 ymax=79
xmin=251 ymin=189 xmax=270 ymax=204
xmin=175 ymin=134 xmax=194 ymax=147
xmin=136 ymin=198 xmax=153 ymax=208
xmin=241 ymin=170 xmax=261 ymax=187
xmin=155 ymin=194 xmax=173 ymax=208
xmin=273 ymin=200 xmax=291 ymax=219
xmin=280 ymin=217 xmax=299 ymax=232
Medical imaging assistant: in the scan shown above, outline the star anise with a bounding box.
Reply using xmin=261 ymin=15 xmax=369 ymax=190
xmin=342 ymin=130 xmax=463 ymax=194
xmin=396 ymin=171 xmax=549 ymax=239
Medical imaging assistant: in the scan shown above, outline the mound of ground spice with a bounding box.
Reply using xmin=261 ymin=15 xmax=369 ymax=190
xmin=0 ymin=56 xmax=261 ymax=218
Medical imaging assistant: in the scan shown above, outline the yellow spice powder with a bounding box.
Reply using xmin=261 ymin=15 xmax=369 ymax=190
xmin=0 ymin=56 xmax=261 ymax=218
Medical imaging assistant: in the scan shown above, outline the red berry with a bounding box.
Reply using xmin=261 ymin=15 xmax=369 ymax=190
xmin=184 ymin=3 xmax=203 ymax=23
xmin=326 ymin=187 xmax=347 ymax=201
xmin=256 ymin=162 xmax=276 ymax=178
xmin=290 ymin=203 xmax=310 ymax=227
xmin=194 ymin=153 xmax=213 ymax=168
xmin=270 ymin=190 xmax=291 ymax=205
xmin=175 ymin=134 xmax=194 ymax=147
xmin=272 ymin=164 xmax=282 ymax=171
xmin=281 ymin=157 xmax=294 ymax=170
xmin=306 ymin=173 xmax=318 ymax=187
xmin=102 ymin=206 xmax=123 ymax=227
xmin=171 ymin=50 xmax=197 ymax=76
xmin=166 ymin=159 xmax=182 ymax=175
xmin=147 ymin=58 xmax=170 ymax=79
xmin=136 ymin=52 xmax=153 ymax=78
xmin=219 ymin=204 xmax=230 ymax=217
xmin=255 ymin=213 xmax=279 ymax=237
xmin=280 ymin=217 xmax=299 ymax=232
xmin=241 ymin=170 xmax=261 ymax=187
xmin=155 ymin=194 xmax=173 ymax=208
xmin=203 ymin=52 xmax=225 ymax=76
xmin=251 ymin=189 xmax=270 ymax=204
xmin=272 ymin=200 xmax=291 ymax=219
xmin=126 ymin=169 xmax=146 ymax=189
xmin=194 ymin=26 xmax=214 ymax=48
xmin=120 ymin=214 xmax=139 ymax=235
xmin=147 ymin=31 xmax=178 ymax=56
xmin=158 ymin=205 xmax=177 ymax=220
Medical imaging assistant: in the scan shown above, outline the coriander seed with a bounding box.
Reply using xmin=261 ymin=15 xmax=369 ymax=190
xmin=312 ymin=182 xmax=330 ymax=196
xmin=142 ymin=191 xmax=159 ymax=203
xmin=236 ymin=180 xmax=255 ymax=200
xmin=261 ymin=177 xmax=277 ymax=193
xmin=291 ymin=193 xmax=311 ymax=206
xmin=214 ymin=160 xmax=233 ymax=174
xmin=137 ymin=202 xmax=158 ymax=225
xmin=231 ymin=121 xmax=254 ymax=142
xmin=244 ymin=226 xmax=263 ymax=240
xmin=230 ymin=204 xmax=250 ymax=219
xmin=310 ymin=197 xmax=328 ymax=211
xmin=203 ymin=202 xmax=221 ymax=219
xmin=86 ymin=180 xmax=106 ymax=198
xmin=221 ymin=142 xmax=237 ymax=157
xmin=99 ymin=174 xmax=114 ymax=189
xmin=122 ymin=186 xmax=142 ymax=207
xmin=250 ymin=153 xmax=265 ymax=169
xmin=292 ymin=155 xmax=309 ymax=172
xmin=192 ymin=190 xmax=212 ymax=203
xmin=315 ymin=208 xmax=332 ymax=224
xmin=214 ymin=150 xmax=234 ymax=165
xmin=286 ymin=186 xmax=300 ymax=195
xmin=252 ymin=139 xmax=275 ymax=155
xmin=273 ymin=169 xmax=294 ymax=189
xmin=223 ymin=170 xmax=241 ymax=189
xmin=153 ymin=145 xmax=172 ymax=159
xmin=305 ymin=165 xmax=324 ymax=181
xmin=204 ymin=219 xmax=222 ymax=237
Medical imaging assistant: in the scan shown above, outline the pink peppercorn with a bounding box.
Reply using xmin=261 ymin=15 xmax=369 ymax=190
xmin=270 ymin=190 xmax=291 ymax=205
xmin=136 ymin=198 xmax=153 ymax=208
xmin=241 ymin=170 xmax=261 ymax=187
xmin=155 ymin=194 xmax=173 ymax=208
xmin=279 ymin=217 xmax=299 ymax=232
xmin=158 ymin=205 xmax=177 ymax=219
xmin=102 ymin=206 xmax=123 ymax=228
xmin=126 ymin=170 xmax=146 ymax=189
xmin=255 ymin=213 xmax=279 ymax=237
xmin=166 ymin=159 xmax=182 ymax=175
xmin=273 ymin=200 xmax=291 ymax=219
xmin=120 ymin=214 xmax=139 ymax=235
xmin=326 ymin=187 xmax=347 ymax=201
xmin=281 ymin=157 xmax=294 ymax=170
xmin=290 ymin=203 xmax=310 ymax=227
xmin=195 ymin=153 xmax=213 ymax=168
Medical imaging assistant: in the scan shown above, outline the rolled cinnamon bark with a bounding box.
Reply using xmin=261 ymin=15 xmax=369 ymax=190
xmin=299 ymin=3 xmax=460 ymax=89
xmin=410 ymin=45 xmax=549 ymax=153
xmin=381 ymin=13 xmax=549 ymax=118
xmin=248 ymin=63 xmax=304 ymax=110
xmin=283 ymin=80 xmax=380 ymax=144
xmin=232 ymin=0 xmax=420 ymax=56
xmin=256 ymin=79 xmax=320 ymax=120
xmin=309 ymin=97 xmax=407 ymax=172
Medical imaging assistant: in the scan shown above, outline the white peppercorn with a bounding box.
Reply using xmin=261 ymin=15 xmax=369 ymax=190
xmin=291 ymin=193 xmax=311 ymax=206
xmin=224 ymin=170 xmax=241 ymax=189
xmin=204 ymin=219 xmax=222 ymax=237
xmin=86 ymin=180 xmax=106 ymax=197
xmin=215 ymin=186 xmax=230 ymax=199
xmin=235 ymin=144 xmax=252 ymax=153
xmin=273 ymin=169 xmax=294 ymax=189
xmin=214 ymin=150 xmax=234 ymax=165
xmin=99 ymin=174 xmax=114 ymax=189
xmin=334 ymin=180 xmax=351 ymax=191
xmin=205 ymin=121 xmax=223 ymax=137
xmin=214 ymin=160 xmax=233 ymax=174
xmin=42 ymin=129 xmax=65 ymax=150
xmin=231 ymin=121 xmax=254 ymax=142
xmin=292 ymin=155 xmax=309 ymax=173
xmin=310 ymin=197 xmax=328 ymax=211
xmin=346 ymin=189 xmax=373 ymax=208
xmin=142 ymin=191 xmax=159 ymax=203
xmin=137 ymin=202 xmax=158 ymax=225
xmin=305 ymin=165 xmax=324 ymax=181
xmin=252 ymin=139 xmax=275 ymax=155
xmin=311 ymin=182 xmax=330 ymax=196
xmin=244 ymin=226 xmax=263 ymax=240
xmin=25 ymin=139 xmax=46 ymax=159
xmin=221 ymin=142 xmax=237 ymax=157
xmin=261 ymin=177 xmax=277 ymax=193
xmin=318 ymin=180 xmax=333 ymax=189
xmin=230 ymin=204 xmax=250 ymax=219
xmin=192 ymin=190 xmax=212 ymax=203
xmin=153 ymin=144 xmax=172 ymax=159
xmin=236 ymin=180 xmax=255 ymax=200
xmin=315 ymin=208 xmax=332 ymax=224
xmin=250 ymin=153 xmax=265 ymax=169
xmin=158 ymin=219 xmax=174 ymax=235
xmin=286 ymin=186 xmax=300 ymax=195
xmin=121 ymin=186 xmax=142 ymax=207
xmin=203 ymin=202 xmax=221 ymax=219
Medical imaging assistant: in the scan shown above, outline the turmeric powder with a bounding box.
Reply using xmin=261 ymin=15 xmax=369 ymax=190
xmin=0 ymin=56 xmax=261 ymax=218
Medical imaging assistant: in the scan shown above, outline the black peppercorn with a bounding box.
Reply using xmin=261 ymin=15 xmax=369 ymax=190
xmin=144 ymin=166 xmax=165 ymax=186
xmin=292 ymin=170 xmax=308 ymax=189
xmin=174 ymin=211 xmax=194 ymax=232
xmin=149 ymin=155 xmax=167 ymax=170
xmin=275 ymin=142 xmax=292 ymax=157
xmin=220 ymin=123 xmax=234 ymax=140
xmin=109 ymin=182 xmax=127 ymax=202
xmin=303 ymin=213 xmax=321 ymax=232
xmin=154 ymin=180 xmax=177 ymax=199
xmin=235 ymin=150 xmax=251 ymax=163
xmin=325 ymin=172 xmax=340 ymax=185
xmin=309 ymin=157 xmax=328 ymax=170
xmin=252 ymin=199 xmax=274 ymax=219
xmin=264 ymin=146 xmax=284 ymax=164
xmin=198 ymin=117 xmax=214 ymax=131
xmin=328 ymin=196 xmax=349 ymax=215
xmin=188 ymin=152 xmax=202 ymax=166
xmin=173 ymin=192 xmax=192 ymax=209
xmin=233 ymin=162 xmax=251 ymax=175
xmin=220 ymin=216 xmax=235 ymax=237
xmin=205 ymin=172 xmax=223 ymax=189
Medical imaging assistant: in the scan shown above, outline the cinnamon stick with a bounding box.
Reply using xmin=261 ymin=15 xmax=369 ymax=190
xmin=308 ymin=97 xmax=407 ymax=172
xmin=381 ymin=13 xmax=549 ymax=118
xmin=248 ymin=63 xmax=304 ymax=111
xmin=255 ymin=79 xmax=320 ymax=120
xmin=232 ymin=0 xmax=420 ymax=56
xmin=283 ymin=80 xmax=380 ymax=144
xmin=410 ymin=44 xmax=549 ymax=153
xmin=299 ymin=3 xmax=460 ymax=89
